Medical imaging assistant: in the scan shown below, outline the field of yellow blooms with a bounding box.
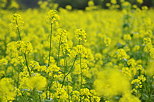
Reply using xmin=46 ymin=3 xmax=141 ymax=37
xmin=0 ymin=1 xmax=154 ymax=102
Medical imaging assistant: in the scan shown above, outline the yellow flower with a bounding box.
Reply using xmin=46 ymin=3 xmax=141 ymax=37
xmin=146 ymin=60 xmax=154 ymax=76
xmin=119 ymin=93 xmax=141 ymax=102
xmin=72 ymin=91 xmax=80 ymax=101
xmin=75 ymin=28 xmax=87 ymax=43
xmin=143 ymin=38 xmax=151 ymax=45
xmin=65 ymin=5 xmax=72 ymax=10
xmin=94 ymin=68 xmax=130 ymax=97
xmin=47 ymin=10 xmax=60 ymax=24
xmin=124 ymin=34 xmax=131 ymax=40
xmin=104 ymin=37 xmax=111 ymax=46
xmin=0 ymin=78 xmax=16 ymax=102
xmin=111 ymin=0 xmax=117 ymax=4
xmin=150 ymin=48 xmax=154 ymax=58
xmin=127 ymin=58 xmax=137 ymax=67
xmin=116 ymin=49 xmax=129 ymax=60
xmin=20 ymin=73 xmax=47 ymax=90
xmin=88 ymin=0 xmax=95 ymax=7
xmin=137 ymin=0 xmax=143 ymax=4
xmin=0 ymin=58 xmax=8 ymax=65
xmin=10 ymin=13 xmax=24 ymax=31
xmin=7 ymin=41 xmax=33 ymax=56
xmin=80 ymin=88 xmax=91 ymax=96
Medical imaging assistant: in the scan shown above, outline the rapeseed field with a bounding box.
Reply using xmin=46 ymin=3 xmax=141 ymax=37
xmin=0 ymin=1 xmax=154 ymax=102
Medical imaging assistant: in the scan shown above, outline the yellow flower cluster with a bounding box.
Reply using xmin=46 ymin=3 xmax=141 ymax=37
xmin=47 ymin=10 xmax=60 ymax=24
xmin=75 ymin=28 xmax=87 ymax=43
xmin=143 ymin=37 xmax=154 ymax=58
xmin=20 ymin=73 xmax=47 ymax=90
xmin=10 ymin=13 xmax=24 ymax=31
xmin=94 ymin=69 xmax=130 ymax=97
xmin=116 ymin=49 xmax=129 ymax=60
xmin=7 ymin=41 xmax=33 ymax=56
xmin=0 ymin=78 xmax=16 ymax=102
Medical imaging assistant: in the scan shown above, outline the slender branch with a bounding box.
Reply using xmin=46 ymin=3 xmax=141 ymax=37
xmin=80 ymin=52 xmax=82 ymax=89
xmin=4 ymin=35 xmax=7 ymax=57
xmin=46 ymin=23 xmax=53 ymax=99
xmin=78 ymin=39 xmax=83 ymax=102
xmin=15 ymin=17 xmax=31 ymax=77
xmin=61 ymin=55 xmax=78 ymax=88
xmin=57 ymin=34 xmax=62 ymax=66
xmin=24 ymin=53 xmax=31 ymax=77
xmin=15 ymin=18 xmax=22 ymax=40
xmin=48 ymin=23 xmax=53 ymax=67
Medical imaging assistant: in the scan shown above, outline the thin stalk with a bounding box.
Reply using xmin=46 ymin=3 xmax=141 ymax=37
xmin=24 ymin=53 xmax=31 ymax=77
xmin=48 ymin=85 xmax=50 ymax=100
xmin=57 ymin=34 xmax=62 ymax=66
xmin=80 ymin=52 xmax=82 ymax=89
xmin=79 ymin=39 xmax=83 ymax=102
xmin=15 ymin=18 xmax=22 ymax=40
xmin=48 ymin=23 xmax=53 ymax=67
xmin=15 ymin=69 xmax=20 ymax=98
xmin=61 ymin=50 xmax=67 ymax=87
xmin=46 ymin=23 xmax=53 ymax=99
xmin=78 ymin=39 xmax=82 ymax=89
xmin=4 ymin=35 xmax=7 ymax=57
xmin=39 ymin=93 xmax=42 ymax=102
xmin=79 ymin=52 xmax=82 ymax=102
xmin=61 ymin=55 xmax=78 ymax=88
xmin=67 ymin=77 xmax=70 ymax=102
xmin=15 ymin=17 xmax=31 ymax=77
xmin=15 ymin=17 xmax=21 ymax=90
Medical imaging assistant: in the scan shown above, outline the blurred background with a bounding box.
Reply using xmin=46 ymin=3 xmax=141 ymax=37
xmin=0 ymin=0 xmax=154 ymax=10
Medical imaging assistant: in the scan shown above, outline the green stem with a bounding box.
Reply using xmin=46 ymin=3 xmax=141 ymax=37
xmin=61 ymin=55 xmax=78 ymax=88
xmin=46 ymin=23 xmax=53 ymax=99
xmin=24 ymin=53 xmax=31 ymax=77
xmin=57 ymin=34 xmax=62 ymax=66
xmin=15 ymin=18 xmax=22 ymax=40
xmin=15 ymin=17 xmax=31 ymax=77
xmin=48 ymin=23 xmax=53 ymax=67
xmin=79 ymin=39 xmax=82 ymax=89
xmin=80 ymin=52 xmax=82 ymax=89
xmin=78 ymin=39 xmax=83 ymax=102
xmin=67 ymin=77 xmax=71 ymax=102
xmin=4 ymin=35 xmax=7 ymax=57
